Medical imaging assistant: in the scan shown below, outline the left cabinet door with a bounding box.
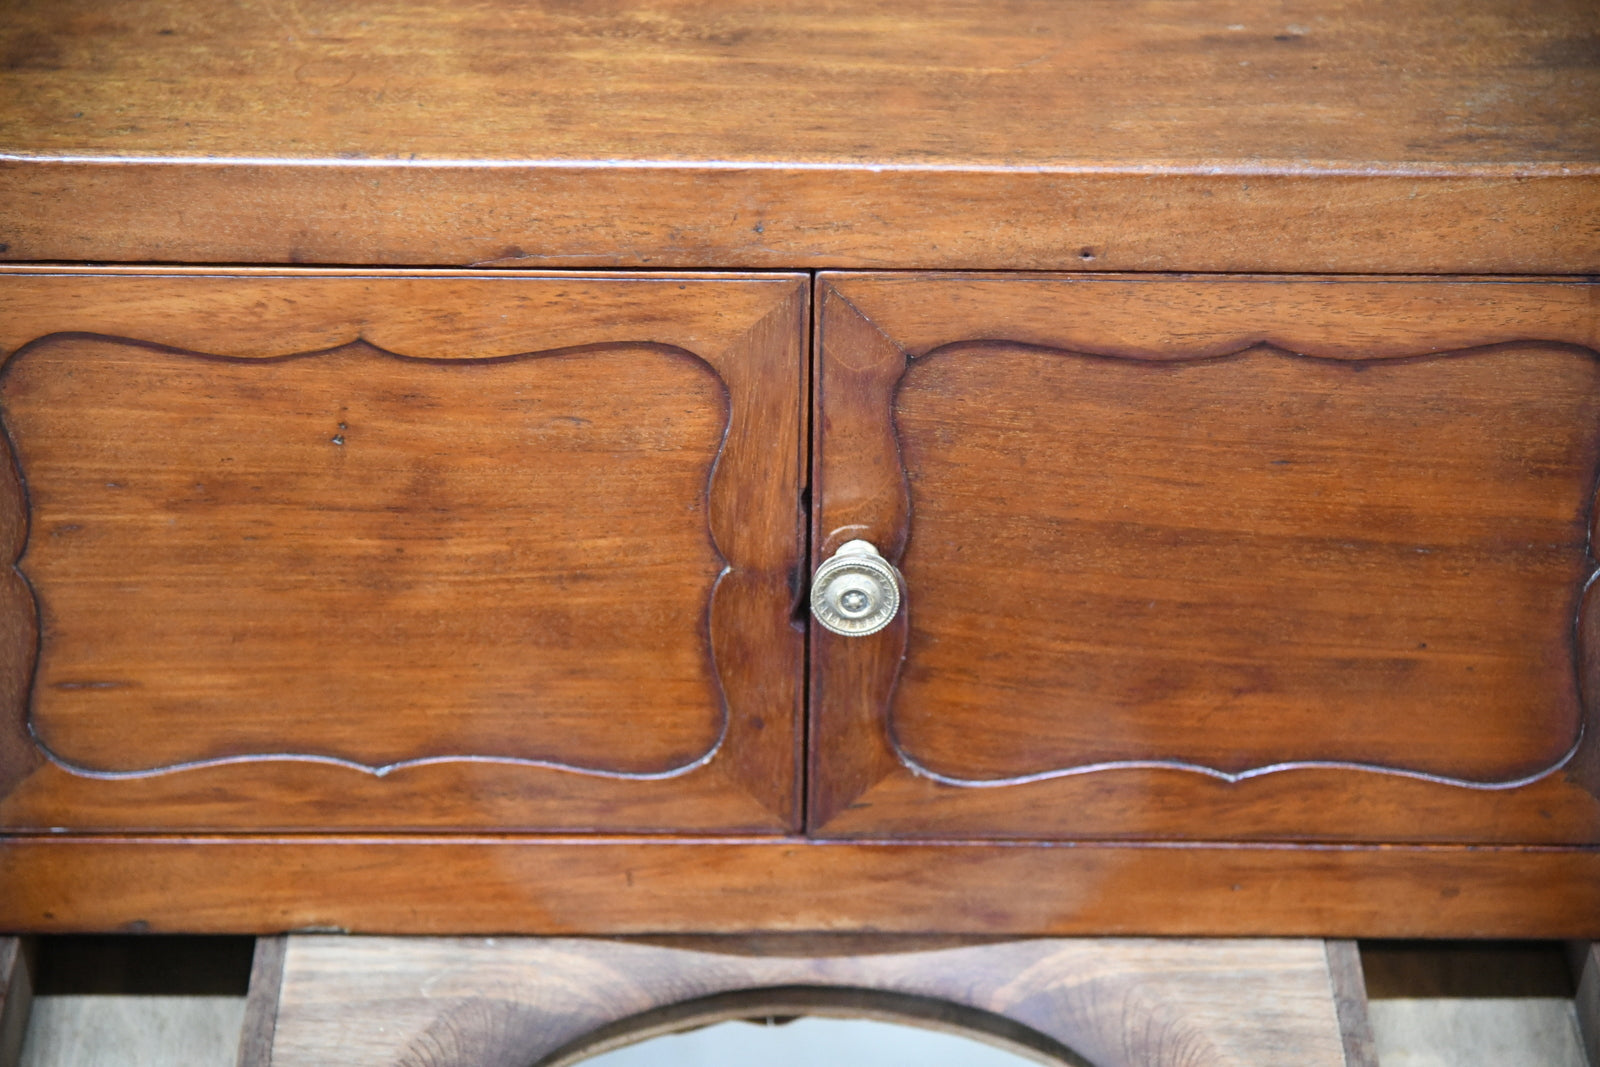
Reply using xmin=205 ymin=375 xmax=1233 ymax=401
xmin=0 ymin=269 xmax=807 ymax=833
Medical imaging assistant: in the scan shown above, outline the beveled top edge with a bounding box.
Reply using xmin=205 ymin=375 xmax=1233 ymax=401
xmin=6 ymin=155 xmax=1600 ymax=178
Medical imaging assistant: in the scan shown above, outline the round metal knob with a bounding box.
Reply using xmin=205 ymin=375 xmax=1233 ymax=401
xmin=810 ymin=539 xmax=905 ymax=637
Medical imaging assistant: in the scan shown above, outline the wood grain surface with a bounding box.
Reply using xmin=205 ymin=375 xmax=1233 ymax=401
xmin=266 ymin=935 xmax=1352 ymax=1067
xmin=8 ymin=0 xmax=1594 ymax=166
xmin=895 ymin=343 xmax=1598 ymax=782
xmin=0 ymin=269 xmax=807 ymax=832
xmin=1 ymin=837 xmax=1597 ymax=938
xmin=811 ymin=275 xmax=1600 ymax=843
xmin=2 ymin=0 xmax=1596 ymax=270
xmin=7 ymin=337 xmax=729 ymax=776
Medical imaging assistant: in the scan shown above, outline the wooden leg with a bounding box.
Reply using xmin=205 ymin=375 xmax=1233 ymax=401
xmin=264 ymin=935 xmax=1359 ymax=1067
xmin=236 ymin=936 xmax=287 ymax=1067
xmin=0 ymin=937 xmax=33 ymax=1067
xmin=1574 ymin=941 xmax=1598 ymax=1067
xmin=1324 ymin=940 xmax=1377 ymax=1067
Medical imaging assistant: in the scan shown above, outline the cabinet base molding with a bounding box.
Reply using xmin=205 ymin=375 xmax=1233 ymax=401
xmin=251 ymin=934 xmax=1372 ymax=1067
xmin=2 ymin=838 xmax=1595 ymax=939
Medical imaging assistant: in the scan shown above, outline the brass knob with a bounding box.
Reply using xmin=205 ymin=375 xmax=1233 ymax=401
xmin=810 ymin=540 xmax=905 ymax=637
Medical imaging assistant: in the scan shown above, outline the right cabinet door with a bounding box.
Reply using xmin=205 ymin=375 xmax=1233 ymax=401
xmin=810 ymin=273 xmax=1600 ymax=844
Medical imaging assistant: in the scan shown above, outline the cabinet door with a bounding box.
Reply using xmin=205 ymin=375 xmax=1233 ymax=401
xmin=810 ymin=273 xmax=1600 ymax=843
xmin=0 ymin=269 xmax=805 ymax=832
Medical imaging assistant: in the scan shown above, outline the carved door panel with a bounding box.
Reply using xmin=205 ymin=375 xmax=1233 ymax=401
xmin=810 ymin=274 xmax=1600 ymax=843
xmin=0 ymin=269 xmax=806 ymax=833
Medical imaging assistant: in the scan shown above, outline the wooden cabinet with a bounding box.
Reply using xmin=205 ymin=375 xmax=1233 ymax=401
xmin=1 ymin=0 xmax=1597 ymax=939
xmin=2 ymin=268 xmax=1596 ymax=938
xmin=0 ymin=270 xmax=808 ymax=833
